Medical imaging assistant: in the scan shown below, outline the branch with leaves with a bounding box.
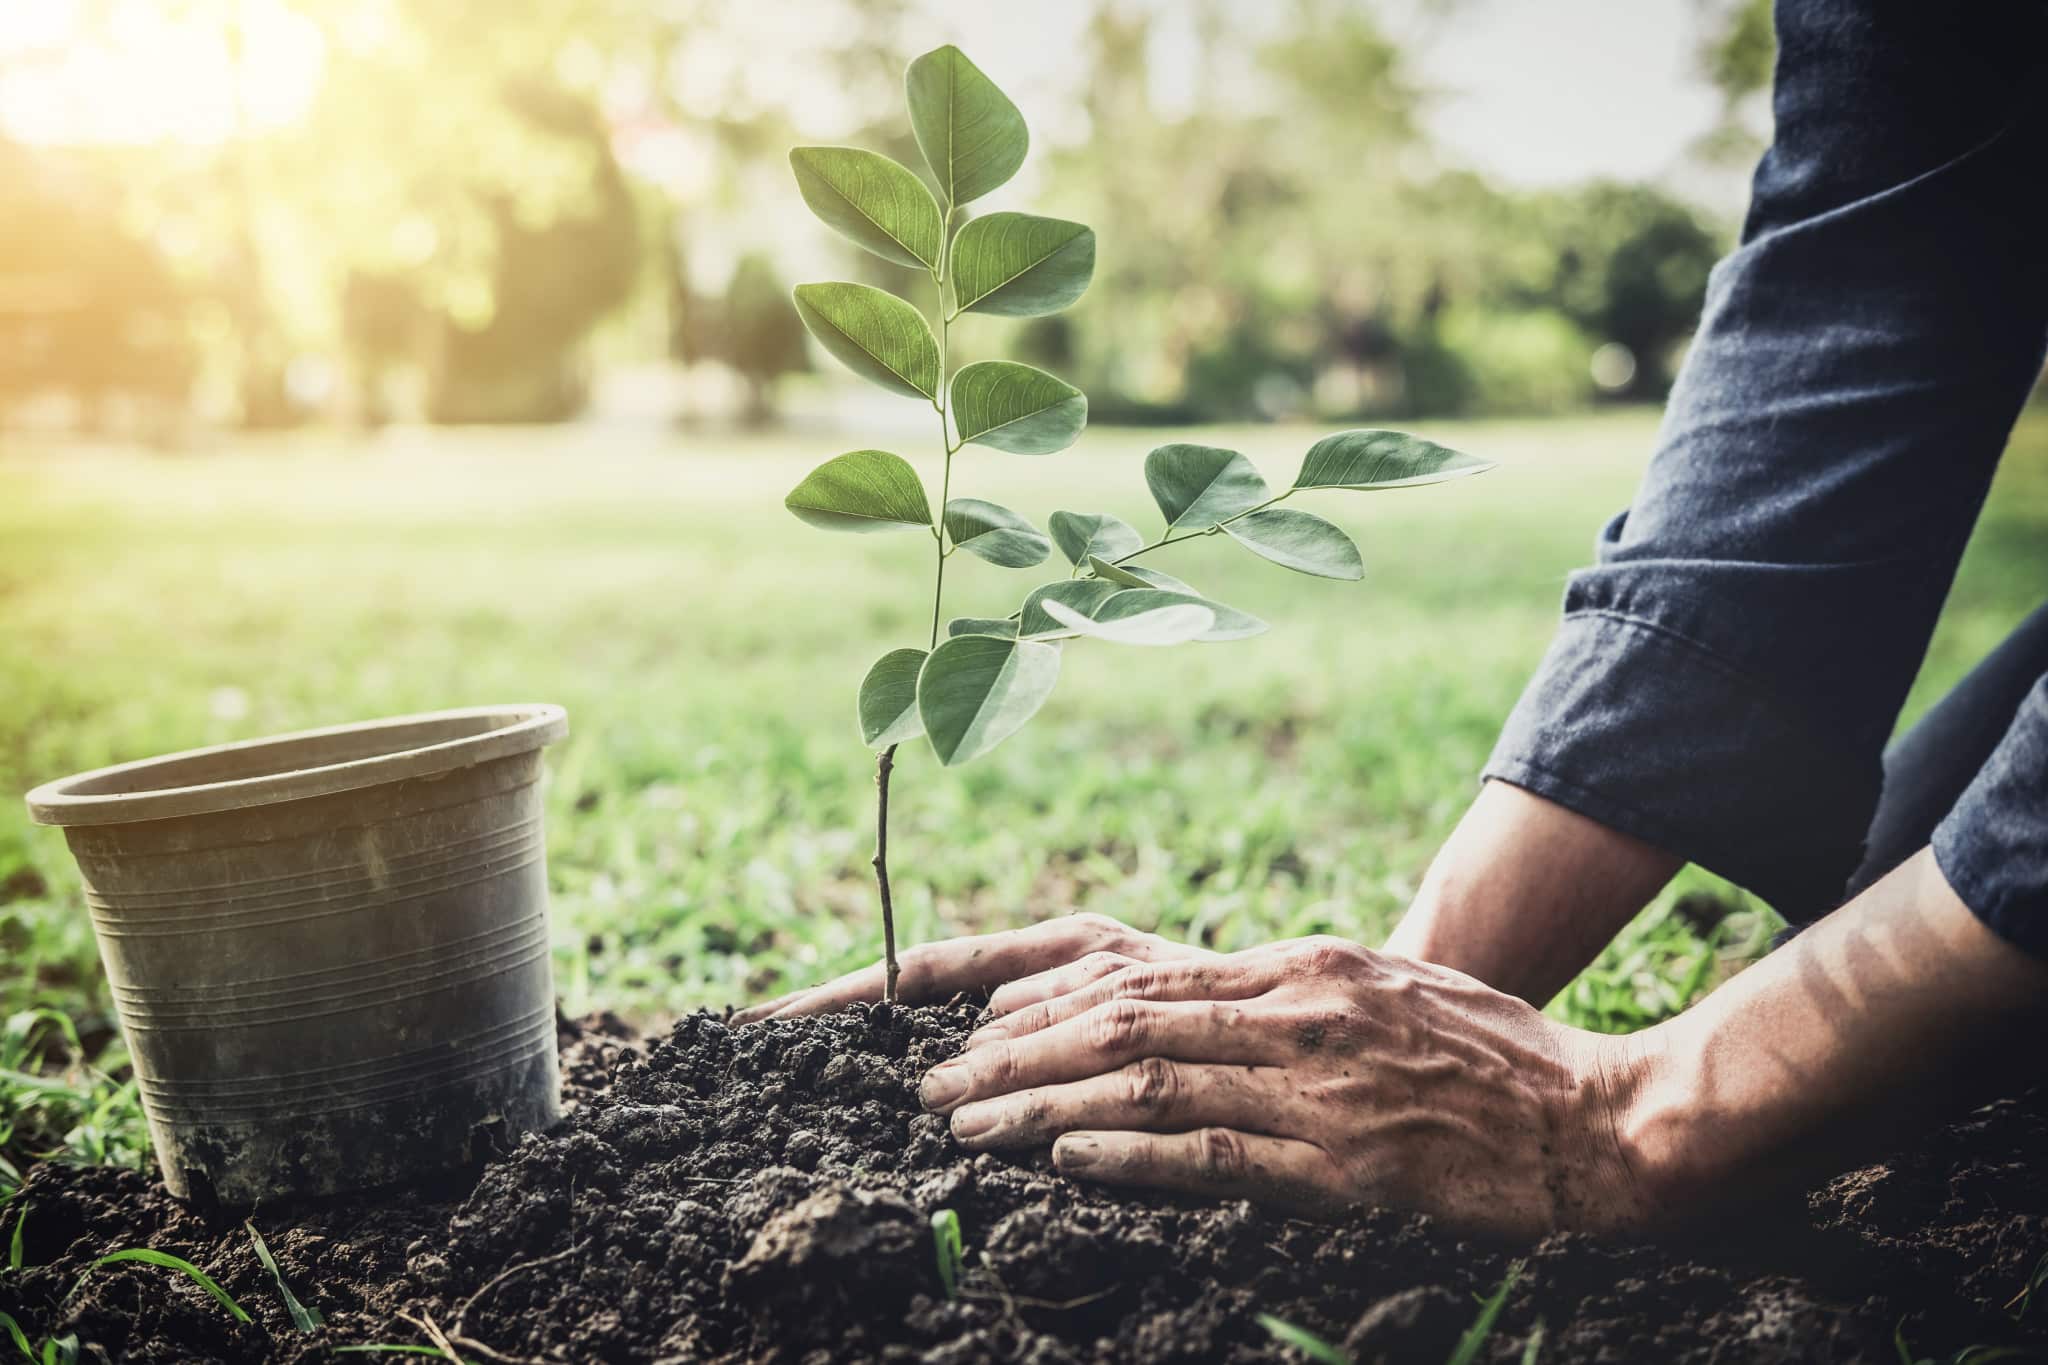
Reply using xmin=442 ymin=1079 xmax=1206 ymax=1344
xmin=784 ymin=45 xmax=1494 ymax=1002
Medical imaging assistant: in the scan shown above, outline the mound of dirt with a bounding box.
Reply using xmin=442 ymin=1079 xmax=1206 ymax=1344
xmin=2 ymin=1006 xmax=2044 ymax=1363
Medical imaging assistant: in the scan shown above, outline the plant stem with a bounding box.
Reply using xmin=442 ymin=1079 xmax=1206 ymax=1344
xmin=930 ymin=209 xmax=957 ymax=650
xmin=873 ymin=742 xmax=900 ymax=1004
xmin=874 ymin=205 xmax=959 ymax=1006
xmin=1109 ymin=491 xmax=1294 ymax=566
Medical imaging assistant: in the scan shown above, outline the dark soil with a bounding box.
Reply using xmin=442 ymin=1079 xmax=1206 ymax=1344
xmin=3 ymin=1005 xmax=2045 ymax=1364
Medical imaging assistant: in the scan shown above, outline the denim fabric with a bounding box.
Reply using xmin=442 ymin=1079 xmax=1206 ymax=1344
xmin=1484 ymin=0 xmax=2048 ymax=950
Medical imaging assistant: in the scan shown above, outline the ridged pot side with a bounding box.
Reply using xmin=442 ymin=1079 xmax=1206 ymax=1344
xmin=28 ymin=707 xmax=567 ymax=1205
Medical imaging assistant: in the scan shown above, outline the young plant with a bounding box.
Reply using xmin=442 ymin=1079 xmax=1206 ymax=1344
xmin=0 ymin=1312 xmax=77 ymax=1365
xmin=1447 ymin=1261 xmax=1524 ymax=1365
xmin=69 ymin=1248 xmax=251 ymax=1324
xmin=786 ymin=46 xmax=1492 ymax=1000
xmin=929 ymin=1207 xmax=965 ymax=1299
xmin=246 ymin=1220 xmax=324 ymax=1333
xmin=1257 ymin=1313 xmax=1348 ymax=1364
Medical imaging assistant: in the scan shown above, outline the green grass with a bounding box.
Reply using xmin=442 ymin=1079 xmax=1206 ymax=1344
xmin=2 ymin=407 xmax=2045 ymax=1185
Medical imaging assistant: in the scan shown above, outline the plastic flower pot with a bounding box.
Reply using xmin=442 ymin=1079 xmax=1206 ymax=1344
xmin=24 ymin=704 xmax=570 ymax=1207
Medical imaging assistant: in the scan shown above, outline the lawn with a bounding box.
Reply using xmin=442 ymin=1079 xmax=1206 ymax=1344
xmin=4 ymin=406 xmax=2045 ymax=1187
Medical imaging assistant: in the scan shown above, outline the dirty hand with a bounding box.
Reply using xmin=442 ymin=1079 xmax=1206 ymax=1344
xmin=732 ymin=913 xmax=1215 ymax=1023
xmin=920 ymin=936 xmax=1648 ymax=1236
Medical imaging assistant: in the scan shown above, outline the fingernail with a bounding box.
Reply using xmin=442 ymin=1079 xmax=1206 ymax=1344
xmin=949 ymin=1103 xmax=996 ymax=1142
xmin=1054 ymin=1135 xmax=1100 ymax=1171
xmin=920 ymin=1062 xmax=968 ymax=1111
xmin=963 ymin=1023 xmax=1004 ymax=1051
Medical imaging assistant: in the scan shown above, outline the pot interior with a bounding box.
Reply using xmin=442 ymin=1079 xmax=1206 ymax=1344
xmin=61 ymin=712 xmax=509 ymax=797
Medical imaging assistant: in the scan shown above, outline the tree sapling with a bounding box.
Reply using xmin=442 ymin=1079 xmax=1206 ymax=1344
xmin=785 ymin=45 xmax=1493 ymax=1001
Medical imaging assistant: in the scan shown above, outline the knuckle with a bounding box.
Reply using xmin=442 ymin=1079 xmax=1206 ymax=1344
xmin=1089 ymin=999 xmax=1151 ymax=1053
xmin=1110 ymin=963 xmax=1164 ymax=998
xmin=1071 ymin=913 xmax=1124 ymax=942
xmin=1195 ymin=1127 xmax=1251 ymax=1182
xmin=979 ymin=1042 xmax=1021 ymax=1091
xmin=1124 ymin=1057 xmax=1181 ymax=1111
xmin=1294 ymin=936 xmax=1364 ymax=976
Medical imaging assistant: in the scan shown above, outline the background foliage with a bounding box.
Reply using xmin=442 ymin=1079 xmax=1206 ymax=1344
xmin=0 ymin=0 xmax=1756 ymax=433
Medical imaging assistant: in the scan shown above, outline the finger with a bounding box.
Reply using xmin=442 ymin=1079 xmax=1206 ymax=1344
xmin=919 ymin=998 xmax=1288 ymax=1113
xmin=949 ymin=1060 xmax=1306 ymax=1150
xmin=985 ymin=951 xmax=1142 ymax=1017
xmin=735 ymin=914 xmax=1138 ymax=1022
xmin=971 ymin=951 xmax=1284 ymax=1050
xmin=731 ymin=987 xmax=808 ymax=1025
xmin=1052 ymin=1127 xmax=1343 ymax=1215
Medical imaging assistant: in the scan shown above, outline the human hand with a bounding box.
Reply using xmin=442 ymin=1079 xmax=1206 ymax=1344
xmin=732 ymin=912 xmax=1215 ymax=1023
xmin=919 ymin=936 xmax=1649 ymax=1236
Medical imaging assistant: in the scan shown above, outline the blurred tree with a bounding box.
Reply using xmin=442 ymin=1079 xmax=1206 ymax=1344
xmin=1536 ymin=183 xmax=1721 ymax=398
xmin=427 ymin=82 xmax=639 ymax=423
xmin=1695 ymin=0 xmax=1775 ymax=162
xmin=0 ymin=139 xmax=197 ymax=431
xmin=703 ymin=253 xmax=809 ymax=425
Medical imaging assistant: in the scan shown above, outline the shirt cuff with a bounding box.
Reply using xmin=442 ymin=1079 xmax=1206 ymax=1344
xmin=1931 ymin=675 xmax=2048 ymax=958
xmin=1484 ymin=602 xmax=1878 ymax=920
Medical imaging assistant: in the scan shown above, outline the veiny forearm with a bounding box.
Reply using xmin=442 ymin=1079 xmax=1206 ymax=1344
xmin=1613 ymin=846 xmax=2048 ymax=1220
xmin=1384 ymin=780 xmax=1682 ymax=1005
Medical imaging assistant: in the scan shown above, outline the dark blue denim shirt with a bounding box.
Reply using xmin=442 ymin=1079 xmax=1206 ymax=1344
xmin=1485 ymin=0 xmax=2048 ymax=953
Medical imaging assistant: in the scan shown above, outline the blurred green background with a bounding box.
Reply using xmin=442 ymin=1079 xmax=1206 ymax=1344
xmin=0 ymin=0 xmax=1787 ymax=435
xmin=7 ymin=0 xmax=2046 ymax=1191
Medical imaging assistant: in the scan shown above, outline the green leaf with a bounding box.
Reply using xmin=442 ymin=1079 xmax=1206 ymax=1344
xmin=1085 ymin=555 xmax=1150 ymax=588
xmin=947 ymin=617 xmax=1019 ymax=639
xmin=7 ymin=1205 xmax=23 ymax=1270
xmin=1256 ymin=1315 xmax=1348 ymax=1365
xmin=1096 ymin=588 xmax=1267 ymax=642
xmin=917 ymin=634 xmax=1061 ymax=766
xmin=245 ymin=1221 xmax=323 ymax=1332
xmin=1018 ymin=579 xmax=1120 ymax=636
xmin=1048 ymin=511 xmax=1143 ymax=566
xmin=945 ymin=499 xmax=1050 ymax=567
xmin=951 ymin=212 xmax=1095 ymax=317
xmin=85 ymin=1249 xmax=251 ymax=1323
xmin=950 ymin=361 xmax=1087 ymax=455
xmin=1293 ymin=429 xmax=1495 ymax=491
xmin=785 ymin=450 xmax=932 ymax=533
xmin=1119 ymin=565 xmax=1196 ymax=594
xmin=1223 ymin=507 xmax=1362 ymax=579
xmin=792 ymin=282 xmax=941 ymax=400
xmin=858 ymin=648 xmax=928 ymax=748
xmin=905 ymin=45 xmax=1027 ymax=207
xmin=1145 ymin=444 xmax=1270 ymax=530
xmin=789 ymin=147 xmax=944 ymax=271
xmin=1041 ymin=598 xmax=1212 ymax=646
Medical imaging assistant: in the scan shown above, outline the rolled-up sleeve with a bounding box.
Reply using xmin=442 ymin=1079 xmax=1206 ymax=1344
xmin=1485 ymin=0 xmax=2048 ymax=922
xmin=1933 ymin=678 xmax=2048 ymax=956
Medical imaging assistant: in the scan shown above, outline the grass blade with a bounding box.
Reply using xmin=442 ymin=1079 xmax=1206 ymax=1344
xmin=7 ymin=1205 xmax=23 ymax=1270
xmin=1447 ymin=1261 xmax=1524 ymax=1365
xmin=83 ymin=1248 xmax=251 ymax=1323
xmin=1 ymin=1310 xmax=34 ymax=1361
xmin=1520 ymin=1319 xmax=1546 ymax=1365
xmin=245 ymin=1221 xmax=323 ymax=1331
xmin=1257 ymin=1313 xmax=1348 ymax=1364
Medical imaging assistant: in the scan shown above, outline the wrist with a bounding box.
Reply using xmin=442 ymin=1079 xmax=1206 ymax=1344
xmin=1555 ymin=1025 xmax=1680 ymax=1233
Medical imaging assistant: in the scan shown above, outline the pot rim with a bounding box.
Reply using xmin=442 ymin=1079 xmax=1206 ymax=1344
xmin=25 ymin=703 xmax=569 ymax=828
